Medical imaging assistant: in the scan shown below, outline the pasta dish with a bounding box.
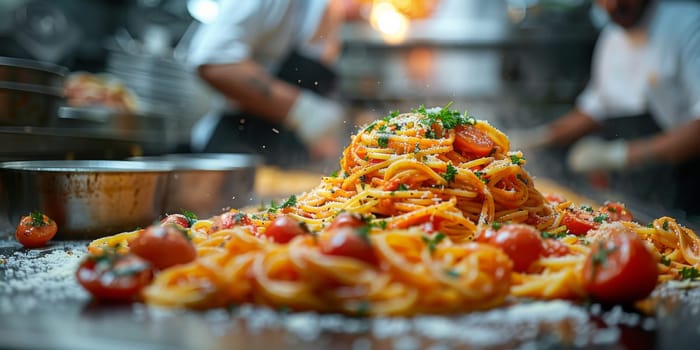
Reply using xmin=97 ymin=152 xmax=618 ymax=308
xmin=80 ymin=105 xmax=700 ymax=316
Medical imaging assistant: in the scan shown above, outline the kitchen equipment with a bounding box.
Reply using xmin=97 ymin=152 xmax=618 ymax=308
xmin=0 ymin=56 xmax=68 ymax=89
xmin=0 ymin=81 xmax=63 ymax=126
xmin=130 ymin=153 xmax=261 ymax=219
xmin=0 ymin=56 xmax=68 ymax=126
xmin=0 ymin=160 xmax=172 ymax=239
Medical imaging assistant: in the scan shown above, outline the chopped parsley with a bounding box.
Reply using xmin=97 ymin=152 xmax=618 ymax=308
xmin=541 ymin=231 xmax=566 ymax=239
xmin=474 ymin=171 xmax=489 ymax=184
xmin=509 ymin=154 xmax=525 ymax=165
xmin=181 ymin=209 xmax=198 ymax=226
xmin=580 ymin=205 xmax=594 ymax=213
xmin=680 ymin=266 xmax=700 ymax=280
xmin=397 ymin=184 xmax=409 ymax=191
xmin=233 ymin=212 xmax=247 ymax=224
xmin=591 ymin=242 xmax=617 ymax=269
xmin=329 ymin=170 xmax=339 ymax=178
xmin=417 ymin=102 xmax=476 ymax=130
xmin=28 ymin=210 xmax=47 ymax=227
xmin=647 ymin=222 xmax=654 ymax=228
xmin=355 ymin=300 xmax=371 ymax=317
xmin=445 ymin=269 xmax=461 ymax=279
xmin=422 ymin=232 xmax=446 ymax=254
xmin=356 ymin=225 xmax=371 ymax=242
xmin=491 ymin=222 xmax=502 ymax=230
xmin=425 ymin=129 xmax=437 ymax=139
xmin=364 ymin=121 xmax=377 ymax=132
xmin=660 ymin=255 xmax=671 ymax=266
xmin=443 ymin=163 xmax=458 ymax=183
xmin=593 ymin=214 xmax=609 ymax=223
xmin=663 ymin=220 xmax=669 ymax=231
xmin=371 ymin=220 xmax=388 ymax=230
xmin=267 ymin=194 xmax=297 ymax=213
xmin=377 ymin=134 xmax=390 ymax=148
xmin=389 ymin=110 xmax=399 ymax=118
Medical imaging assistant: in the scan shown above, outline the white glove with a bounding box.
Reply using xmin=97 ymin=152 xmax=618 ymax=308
xmin=567 ymin=137 xmax=629 ymax=173
xmin=285 ymin=90 xmax=344 ymax=148
xmin=507 ymin=125 xmax=552 ymax=150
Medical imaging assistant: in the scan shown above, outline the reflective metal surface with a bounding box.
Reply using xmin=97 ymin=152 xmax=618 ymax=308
xmin=0 ymin=160 xmax=171 ymax=239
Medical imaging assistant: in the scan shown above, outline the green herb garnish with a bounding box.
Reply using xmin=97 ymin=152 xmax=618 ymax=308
xmin=267 ymin=194 xmax=297 ymax=213
xmin=660 ymin=255 xmax=671 ymax=266
xmin=443 ymin=163 xmax=458 ymax=183
xmin=680 ymin=266 xmax=700 ymax=280
xmin=445 ymin=269 xmax=461 ymax=279
xmin=663 ymin=220 xmax=669 ymax=231
xmin=580 ymin=205 xmax=594 ymax=213
xmin=510 ymin=154 xmax=525 ymax=165
xmin=29 ymin=210 xmax=47 ymax=227
xmin=422 ymin=232 xmax=446 ymax=254
xmin=377 ymin=134 xmax=390 ymax=148
xmin=593 ymin=214 xmax=609 ymax=223
xmin=491 ymin=222 xmax=502 ymax=230
xmin=181 ymin=209 xmax=198 ymax=226
xmin=541 ymin=231 xmax=566 ymax=239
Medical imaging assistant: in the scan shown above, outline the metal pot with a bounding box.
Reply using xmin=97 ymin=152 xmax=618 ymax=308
xmin=130 ymin=153 xmax=261 ymax=219
xmin=0 ymin=81 xmax=63 ymax=126
xmin=0 ymin=160 xmax=171 ymax=239
xmin=0 ymin=56 xmax=68 ymax=89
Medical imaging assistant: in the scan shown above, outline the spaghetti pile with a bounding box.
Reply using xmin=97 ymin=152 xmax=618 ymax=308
xmin=86 ymin=106 xmax=700 ymax=315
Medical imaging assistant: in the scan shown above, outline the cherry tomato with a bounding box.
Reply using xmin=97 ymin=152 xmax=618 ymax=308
xmin=328 ymin=212 xmax=365 ymax=230
xmin=319 ymin=226 xmax=378 ymax=265
xmin=542 ymin=238 xmax=571 ymax=257
xmin=562 ymin=207 xmax=603 ymax=236
xmin=263 ymin=215 xmax=309 ymax=244
xmin=420 ymin=216 xmax=444 ymax=234
xmin=545 ymin=193 xmax=567 ymax=204
xmin=76 ymin=253 xmax=154 ymax=302
xmin=453 ymin=125 xmax=495 ymax=158
xmin=161 ymin=214 xmax=190 ymax=228
xmin=599 ymin=202 xmax=634 ymax=222
xmin=210 ymin=211 xmax=252 ymax=232
xmin=583 ymin=231 xmax=659 ymax=304
xmin=129 ymin=225 xmax=197 ymax=270
xmin=482 ymin=224 xmax=544 ymax=272
xmin=15 ymin=211 xmax=58 ymax=248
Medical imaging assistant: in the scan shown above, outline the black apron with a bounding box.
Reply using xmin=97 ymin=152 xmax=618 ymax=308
xmin=597 ymin=114 xmax=700 ymax=217
xmin=203 ymin=51 xmax=337 ymax=168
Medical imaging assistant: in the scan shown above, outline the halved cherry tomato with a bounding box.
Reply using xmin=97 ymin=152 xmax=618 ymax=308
xmin=210 ymin=211 xmax=252 ymax=231
xmin=453 ymin=125 xmax=495 ymax=158
xmin=562 ymin=208 xmax=602 ymax=236
xmin=129 ymin=225 xmax=197 ymax=270
xmin=76 ymin=253 xmax=154 ymax=302
xmin=263 ymin=215 xmax=309 ymax=244
xmin=15 ymin=211 xmax=58 ymax=248
xmin=328 ymin=212 xmax=365 ymax=230
xmin=599 ymin=202 xmax=633 ymax=222
xmin=480 ymin=224 xmax=544 ymax=272
xmin=319 ymin=226 xmax=377 ymax=265
xmin=545 ymin=193 xmax=567 ymax=204
xmin=542 ymin=238 xmax=571 ymax=257
xmin=583 ymin=231 xmax=658 ymax=304
xmin=160 ymin=214 xmax=190 ymax=228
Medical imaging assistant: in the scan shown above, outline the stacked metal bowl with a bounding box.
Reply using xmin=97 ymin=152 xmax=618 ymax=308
xmin=0 ymin=56 xmax=68 ymax=126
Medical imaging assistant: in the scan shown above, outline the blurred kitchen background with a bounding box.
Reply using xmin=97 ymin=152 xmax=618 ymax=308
xmin=1 ymin=0 xmax=694 ymax=225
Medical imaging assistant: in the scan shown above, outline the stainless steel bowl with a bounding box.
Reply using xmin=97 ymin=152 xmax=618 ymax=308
xmin=130 ymin=153 xmax=261 ymax=219
xmin=0 ymin=160 xmax=172 ymax=239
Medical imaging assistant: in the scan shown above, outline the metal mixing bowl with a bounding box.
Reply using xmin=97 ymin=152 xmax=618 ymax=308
xmin=0 ymin=160 xmax=172 ymax=239
xmin=130 ymin=153 xmax=261 ymax=219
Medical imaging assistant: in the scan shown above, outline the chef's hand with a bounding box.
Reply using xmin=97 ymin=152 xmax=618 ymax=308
xmin=567 ymin=137 xmax=629 ymax=173
xmin=507 ymin=125 xmax=552 ymax=151
xmin=285 ymin=90 xmax=343 ymax=158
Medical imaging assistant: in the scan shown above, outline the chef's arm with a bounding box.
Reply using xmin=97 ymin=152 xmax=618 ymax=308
xmin=547 ymin=108 xmax=601 ymax=146
xmin=627 ymin=118 xmax=700 ymax=166
xmin=198 ymin=60 xmax=298 ymax=124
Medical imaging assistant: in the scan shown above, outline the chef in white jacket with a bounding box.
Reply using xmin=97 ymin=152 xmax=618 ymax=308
xmin=515 ymin=0 xmax=700 ymax=216
xmin=188 ymin=0 xmax=345 ymax=167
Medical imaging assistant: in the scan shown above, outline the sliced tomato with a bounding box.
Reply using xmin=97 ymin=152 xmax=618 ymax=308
xmin=561 ymin=207 xmax=606 ymax=236
xmin=129 ymin=225 xmax=197 ymax=270
xmin=599 ymin=202 xmax=633 ymax=222
xmin=210 ymin=211 xmax=252 ymax=232
xmin=160 ymin=214 xmax=191 ymax=228
xmin=481 ymin=224 xmax=544 ymax=272
xmin=583 ymin=231 xmax=658 ymax=304
xmin=263 ymin=215 xmax=309 ymax=243
xmin=453 ymin=125 xmax=495 ymax=158
xmin=319 ymin=226 xmax=377 ymax=265
xmin=15 ymin=211 xmax=58 ymax=248
xmin=76 ymin=253 xmax=154 ymax=302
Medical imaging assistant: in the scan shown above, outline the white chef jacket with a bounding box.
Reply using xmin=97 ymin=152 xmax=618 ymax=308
xmin=187 ymin=0 xmax=330 ymax=150
xmin=577 ymin=1 xmax=700 ymax=131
